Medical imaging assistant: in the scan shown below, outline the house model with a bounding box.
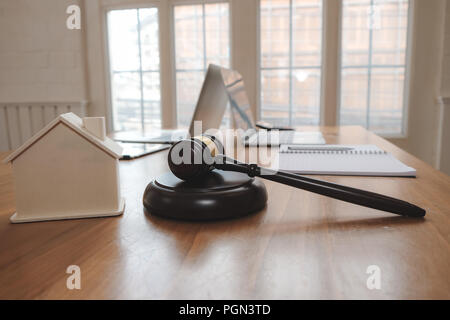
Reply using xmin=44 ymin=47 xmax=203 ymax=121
xmin=3 ymin=112 xmax=125 ymax=223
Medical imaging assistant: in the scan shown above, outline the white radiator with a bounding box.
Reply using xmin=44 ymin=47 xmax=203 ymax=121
xmin=0 ymin=101 xmax=87 ymax=151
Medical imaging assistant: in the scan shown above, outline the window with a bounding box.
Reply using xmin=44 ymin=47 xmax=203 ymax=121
xmin=259 ymin=0 xmax=323 ymax=126
xmin=103 ymin=1 xmax=411 ymax=136
xmin=340 ymin=0 xmax=409 ymax=134
xmin=107 ymin=8 xmax=161 ymax=132
xmin=173 ymin=2 xmax=230 ymax=127
xmin=259 ymin=0 xmax=410 ymax=135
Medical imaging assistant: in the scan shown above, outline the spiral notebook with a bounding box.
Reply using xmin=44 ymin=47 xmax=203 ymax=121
xmin=276 ymin=144 xmax=416 ymax=177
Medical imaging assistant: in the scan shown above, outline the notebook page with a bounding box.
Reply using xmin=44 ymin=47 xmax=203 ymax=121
xmin=275 ymin=145 xmax=416 ymax=177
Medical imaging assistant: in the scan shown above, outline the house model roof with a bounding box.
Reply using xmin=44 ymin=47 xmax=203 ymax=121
xmin=3 ymin=112 xmax=123 ymax=163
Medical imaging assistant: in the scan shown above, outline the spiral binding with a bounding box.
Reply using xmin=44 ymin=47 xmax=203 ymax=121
xmin=281 ymin=149 xmax=388 ymax=155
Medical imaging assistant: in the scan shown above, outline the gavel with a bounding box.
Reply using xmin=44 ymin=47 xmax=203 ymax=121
xmin=167 ymin=135 xmax=426 ymax=218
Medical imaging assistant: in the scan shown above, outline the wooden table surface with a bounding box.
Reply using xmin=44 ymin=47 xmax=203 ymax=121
xmin=0 ymin=126 xmax=449 ymax=299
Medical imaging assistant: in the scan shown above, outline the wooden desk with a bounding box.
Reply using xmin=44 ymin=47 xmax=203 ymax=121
xmin=0 ymin=126 xmax=449 ymax=299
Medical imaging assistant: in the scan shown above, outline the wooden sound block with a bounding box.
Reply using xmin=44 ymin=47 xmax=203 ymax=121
xmin=143 ymin=170 xmax=268 ymax=221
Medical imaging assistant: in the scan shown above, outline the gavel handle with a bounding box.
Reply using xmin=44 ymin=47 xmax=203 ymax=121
xmin=214 ymin=157 xmax=425 ymax=218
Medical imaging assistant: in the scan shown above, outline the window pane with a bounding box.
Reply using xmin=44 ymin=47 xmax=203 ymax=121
xmin=111 ymin=72 xmax=141 ymax=131
xmin=174 ymin=3 xmax=230 ymax=128
xmin=140 ymin=9 xmax=160 ymax=71
xmin=369 ymin=67 xmax=404 ymax=133
xmin=292 ymin=68 xmax=321 ymax=125
xmin=205 ymin=4 xmax=230 ymax=67
xmin=108 ymin=10 xmax=140 ymax=72
xmin=174 ymin=5 xmax=204 ymax=70
xmin=260 ymin=0 xmax=322 ymax=126
xmin=143 ymin=71 xmax=161 ymax=131
xmin=292 ymin=0 xmax=322 ymax=67
xmin=340 ymin=0 xmax=409 ymax=134
xmin=176 ymin=71 xmax=204 ymax=128
xmin=261 ymin=69 xmax=290 ymax=126
xmin=340 ymin=68 xmax=369 ymax=128
xmin=107 ymin=8 xmax=161 ymax=132
xmin=260 ymin=0 xmax=290 ymax=68
xmin=341 ymin=0 xmax=370 ymax=67
xmin=371 ymin=1 xmax=408 ymax=65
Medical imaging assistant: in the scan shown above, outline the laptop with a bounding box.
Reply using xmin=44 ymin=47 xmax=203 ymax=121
xmin=221 ymin=67 xmax=325 ymax=146
xmin=113 ymin=64 xmax=230 ymax=144
xmin=114 ymin=64 xmax=324 ymax=146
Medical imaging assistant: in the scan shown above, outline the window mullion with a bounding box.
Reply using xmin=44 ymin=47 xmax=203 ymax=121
xmin=366 ymin=0 xmax=374 ymax=130
xmin=172 ymin=1 xmax=231 ymax=127
xmin=136 ymin=9 xmax=145 ymax=132
xmin=320 ymin=0 xmax=341 ymax=126
xmin=159 ymin=1 xmax=176 ymax=128
xmin=288 ymin=0 xmax=293 ymax=127
xmin=202 ymin=3 xmax=207 ymax=72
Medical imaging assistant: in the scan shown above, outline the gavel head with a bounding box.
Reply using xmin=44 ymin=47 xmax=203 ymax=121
xmin=168 ymin=135 xmax=224 ymax=181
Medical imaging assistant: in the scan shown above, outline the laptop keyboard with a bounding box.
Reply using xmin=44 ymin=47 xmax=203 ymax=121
xmin=253 ymin=131 xmax=294 ymax=144
xmin=278 ymin=131 xmax=295 ymax=144
xmin=246 ymin=130 xmax=325 ymax=145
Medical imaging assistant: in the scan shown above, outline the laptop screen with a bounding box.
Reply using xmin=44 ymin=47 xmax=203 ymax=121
xmin=220 ymin=68 xmax=256 ymax=131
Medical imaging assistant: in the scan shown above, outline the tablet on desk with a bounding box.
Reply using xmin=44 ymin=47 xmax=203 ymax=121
xmin=118 ymin=143 xmax=170 ymax=160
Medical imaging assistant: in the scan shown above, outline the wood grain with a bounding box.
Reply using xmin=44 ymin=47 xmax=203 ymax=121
xmin=0 ymin=126 xmax=449 ymax=299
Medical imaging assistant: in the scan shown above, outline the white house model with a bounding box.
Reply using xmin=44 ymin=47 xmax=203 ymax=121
xmin=3 ymin=112 xmax=125 ymax=223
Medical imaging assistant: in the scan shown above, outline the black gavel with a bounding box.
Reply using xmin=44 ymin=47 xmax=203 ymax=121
xmin=168 ymin=135 xmax=426 ymax=218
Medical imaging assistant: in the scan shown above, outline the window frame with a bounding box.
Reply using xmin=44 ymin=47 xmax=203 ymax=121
xmin=256 ymin=0 xmax=413 ymax=138
xmin=336 ymin=0 xmax=414 ymax=138
xmin=102 ymin=0 xmax=231 ymax=130
xmin=102 ymin=1 xmax=164 ymax=132
xmin=100 ymin=0 xmax=413 ymax=138
xmin=169 ymin=0 xmax=232 ymax=127
xmin=257 ymin=0 xmax=324 ymax=127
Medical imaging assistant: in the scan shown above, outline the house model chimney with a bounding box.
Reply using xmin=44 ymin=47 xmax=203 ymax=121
xmin=82 ymin=117 xmax=106 ymax=140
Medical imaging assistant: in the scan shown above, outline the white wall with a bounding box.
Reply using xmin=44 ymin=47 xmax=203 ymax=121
xmin=0 ymin=0 xmax=87 ymax=102
xmin=389 ymin=0 xmax=447 ymax=169
xmin=441 ymin=1 xmax=450 ymax=97
xmin=436 ymin=1 xmax=450 ymax=174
